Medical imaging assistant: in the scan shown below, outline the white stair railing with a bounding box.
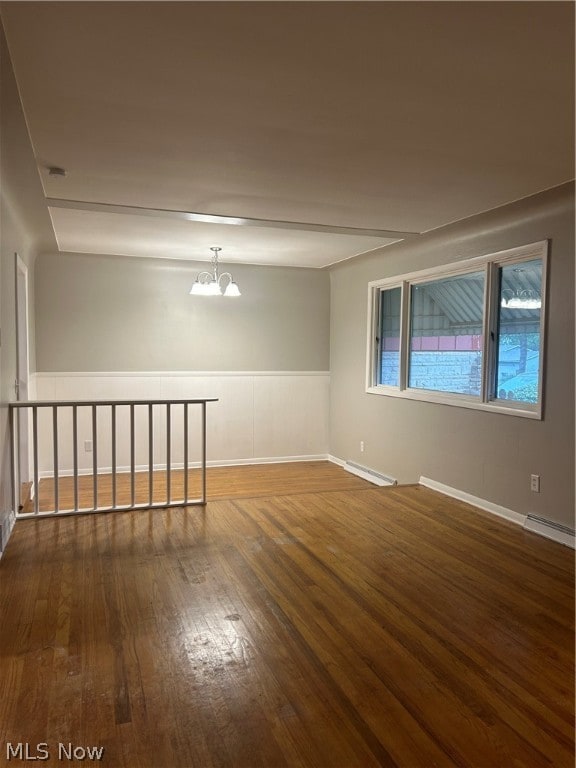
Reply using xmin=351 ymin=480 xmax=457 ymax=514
xmin=9 ymin=398 xmax=217 ymax=518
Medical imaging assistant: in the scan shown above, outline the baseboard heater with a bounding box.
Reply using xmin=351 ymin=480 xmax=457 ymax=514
xmin=524 ymin=515 xmax=575 ymax=548
xmin=344 ymin=461 xmax=397 ymax=487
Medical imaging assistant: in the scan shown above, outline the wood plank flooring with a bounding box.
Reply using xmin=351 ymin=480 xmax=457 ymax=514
xmin=1 ymin=462 xmax=573 ymax=767
xmin=23 ymin=461 xmax=377 ymax=513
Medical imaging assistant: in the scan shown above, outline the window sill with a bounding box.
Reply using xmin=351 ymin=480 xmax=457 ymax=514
xmin=365 ymin=385 xmax=542 ymax=419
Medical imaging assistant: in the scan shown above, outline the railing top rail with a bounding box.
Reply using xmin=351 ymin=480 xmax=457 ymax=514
xmin=9 ymin=398 xmax=219 ymax=408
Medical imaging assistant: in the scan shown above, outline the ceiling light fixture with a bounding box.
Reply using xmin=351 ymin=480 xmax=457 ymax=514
xmin=501 ymin=289 xmax=541 ymax=309
xmin=189 ymin=247 xmax=241 ymax=297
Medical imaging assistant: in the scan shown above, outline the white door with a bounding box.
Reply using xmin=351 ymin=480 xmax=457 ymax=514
xmin=15 ymin=254 xmax=30 ymax=505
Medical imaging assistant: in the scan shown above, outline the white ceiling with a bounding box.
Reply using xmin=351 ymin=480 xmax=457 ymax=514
xmin=2 ymin=1 xmax=574 ymax=268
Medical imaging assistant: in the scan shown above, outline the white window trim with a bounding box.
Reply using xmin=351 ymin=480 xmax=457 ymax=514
xmin=366 ymin=240 xmax=548 ymax=419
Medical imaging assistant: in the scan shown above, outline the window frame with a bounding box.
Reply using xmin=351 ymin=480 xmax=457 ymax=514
xmin=371 ymin=283 xmax=404 ymax=389
xmin=366 ymin=240 xmax=548 ymax=419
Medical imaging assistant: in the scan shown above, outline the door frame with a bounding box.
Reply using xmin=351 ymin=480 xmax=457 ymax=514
xmin=15 ymin=253 xmax=30 ymax=502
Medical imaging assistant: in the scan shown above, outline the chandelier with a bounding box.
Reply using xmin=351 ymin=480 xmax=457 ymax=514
xmin=500 ymin=289 xmax=541 ymax=309
xmin=189 ymin=247 xmax=241 ymax=297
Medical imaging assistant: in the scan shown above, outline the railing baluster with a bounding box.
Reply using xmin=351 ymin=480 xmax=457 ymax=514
xmin=166 ymin=403 xmax=171 ymax=505
xmin=201 ymin=401 xmax=207 ymax=504
xmin=33 ymin=406 xmax=39 ymax=515
xmin=130 ymin=404 xmax=135 ymax=507
xmin=53 ymin=406 xmax=59 ymax=514
xmin=111 ymin=405 xmax=117 ymax=509
xmin=148 ymin=403 xmax=153 ymax=506
xmin=183 ymin=403 xmax=189 ymax=504
xmin=9 ymin=407 xmax=16 ymax=518
xmin=72 ymin=405 xmax=79 ymax=512
xmin=92 ymin=405 xmax=98 ymax=511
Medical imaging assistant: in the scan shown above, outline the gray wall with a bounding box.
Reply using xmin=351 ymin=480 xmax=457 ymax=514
xmin=35 ymin=252 xmax=330 ymax=372
xmin=0 ymin=19 xmax=56 ymax=556
xmin=329 ymin=183 xmax=575 ymax=527
xmin=0 ymin=196 xmax=35 ymax=557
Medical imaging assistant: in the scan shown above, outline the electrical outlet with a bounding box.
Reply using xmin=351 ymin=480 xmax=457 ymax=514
xmin=530 ymin=474 xmax=540 ymax=493
xmin=84 ymin=440 xmax=93 ymax=453
xmin=360 ymin=441 xmax=365 ymax=452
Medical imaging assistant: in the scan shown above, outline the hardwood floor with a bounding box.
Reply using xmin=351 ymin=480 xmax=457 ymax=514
xmin=1 ymin=462 xmax=573 ymax=767
xmin=23 ymin=460 xmax=377 ymax=513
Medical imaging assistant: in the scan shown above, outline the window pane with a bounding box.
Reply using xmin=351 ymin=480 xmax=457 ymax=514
xmin=495 ymin=259 xmax=542 ymax=404
xmin=378 ymin=287 xmax=401 ymax=386
xmin=408 ymin=271 xmax=485 ymax=396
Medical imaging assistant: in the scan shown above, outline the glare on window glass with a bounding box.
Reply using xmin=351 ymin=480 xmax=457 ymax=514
xmin=408 ymin=272 xmax=485 ymax=396
xmin=495 ymin=259 xmax=542 ymax=404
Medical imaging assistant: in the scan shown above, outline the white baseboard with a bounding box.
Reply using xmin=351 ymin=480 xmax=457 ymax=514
xmin=38 ymin=454 xmax=331 ymax=479
xmin=420 ymin=476 xmax=527 ymax=526
xmin=0 ymin=510 xmax=16 ymax=560
xmin=419 ymin=476 xmax=575 ymax=549
xmin=206 ymin=455 xmax=330 ymax=468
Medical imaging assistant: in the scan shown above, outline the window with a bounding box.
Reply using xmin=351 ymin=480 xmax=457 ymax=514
xmin=408 ymin=271 xmax=485 ymax=396
xmin=378 ymin=286 xmax=402 ymax=387
xmin=495 ymin=259 xmax=543 ymax=405
xmin=366 ymin=241 xmax=547 ymax=418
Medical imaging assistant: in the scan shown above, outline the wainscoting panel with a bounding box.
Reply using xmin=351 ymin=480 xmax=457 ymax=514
xmin=253 ymin=375 xmax=330 ymax=458
xmin=33 ymin=372 xmax=330 ymax=474
xmin=159 ymin=376 xmax=255 ymax=460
